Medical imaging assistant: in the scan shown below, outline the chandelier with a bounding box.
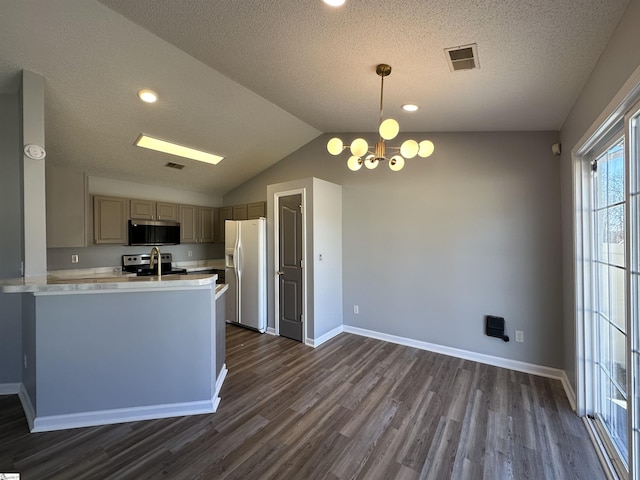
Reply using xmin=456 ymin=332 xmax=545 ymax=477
xmin=327 ymin=64 xmax=434 ymax=172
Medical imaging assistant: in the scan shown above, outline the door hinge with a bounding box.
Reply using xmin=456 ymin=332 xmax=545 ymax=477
xmin=300 ymin=259 xmax=303 ymax=268
xmin=591 ymin=159 xmax=598 ymax=172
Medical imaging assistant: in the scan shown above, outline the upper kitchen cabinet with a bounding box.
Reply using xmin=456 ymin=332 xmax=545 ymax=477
xmin=93 ymin=195 xmax=128 ymax=244
xmin=179 ymin=204 xmax=197 ymax=243
xmin=199 ymin=206 xmax=215 ymax=243
xmin=247 ymin=201 xmax=266 ymax=219
xmin=217 ymin=202 xmax=266 ymax=242
xmin=179 ymin=205 xmax=215 ymax=243
xmin=130 ymin=199 xmax=178 ymax=221
xmin=157 ymin=202 xmax=178 ymax=221
xmin=46 ymin=165 xmax=87 ymax=248
xmin=232 ymin=204 xmax=248 ymax=221
xmin=217 ymin=206 xmax=232 ymax=243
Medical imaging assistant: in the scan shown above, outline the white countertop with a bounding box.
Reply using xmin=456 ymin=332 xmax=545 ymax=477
xmin=0 ymin=259 xmax=228 ymax=294
xmin=215 ymin=282 xmax=228 ymax=299
xmin=0 ymin=272 xmax=219 ymax=294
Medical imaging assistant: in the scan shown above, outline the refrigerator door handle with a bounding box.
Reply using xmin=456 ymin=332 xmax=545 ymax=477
xmin=234 ymin=224 xmax=241 ymax=275
xmin=235 ymin=242 xmax=242 ymax=277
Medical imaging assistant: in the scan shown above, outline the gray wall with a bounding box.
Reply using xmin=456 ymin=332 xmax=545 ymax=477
xmin=22 ymin=294 xmax=36 ymax=405
xmin=0 ymin=93 xmax=23 ymax=385
xmin=33 ymin=289 xmax=214 ymax=416
xmin=560 ymin=0 xmax=640 ymax=390
xmin=226 ymin=130 xmax=563 ymax=368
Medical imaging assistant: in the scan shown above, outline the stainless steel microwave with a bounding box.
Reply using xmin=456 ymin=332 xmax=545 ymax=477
xmin=128 ymin=220 xmax=180 ymax=245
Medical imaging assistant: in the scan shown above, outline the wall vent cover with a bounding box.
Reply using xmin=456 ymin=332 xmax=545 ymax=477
xmin=165 ymin=162 xmax=185 ymax=170
xmin=444 ymin=43 xmax=479 ymax=71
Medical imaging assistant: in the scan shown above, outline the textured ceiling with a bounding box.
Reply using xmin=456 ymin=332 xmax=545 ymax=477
xmin=0 ymin=0 xmax=630 ymax=195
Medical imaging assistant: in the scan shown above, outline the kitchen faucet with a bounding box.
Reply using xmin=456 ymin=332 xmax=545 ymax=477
xmin=149 ymin=246 xmax=161 ymax=280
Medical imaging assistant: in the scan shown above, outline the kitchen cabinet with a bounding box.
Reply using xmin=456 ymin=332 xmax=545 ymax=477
xmin=179 ymin=204 xmax=215 ymax=243
xmin=217 ymin=202 xmax=266 ymax=242
xmin=157 ymin=202 xmax=178 ymax=221
xmin=199 ymin=206 xmax=215 ymax=243
xmin=217 ymin=206 xmax=232 ymax=243
xmin=247 ymin=201 xmax=266 ymax=219
xmin=46 ymin=165 xmax=87 ymax=248
xmin=93 ymin=195 xmax=128 ymax=244
xmin=130 ymin=199 xmax=178 ymax=221
xmin=232 ymin=204 xmax=248 ymax=220
xmin=179 ymin=204 xmax=197 ymax=243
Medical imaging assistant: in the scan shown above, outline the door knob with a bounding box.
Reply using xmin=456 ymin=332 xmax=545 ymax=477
xmin=276 ymin=271 xmax=284 ymax=275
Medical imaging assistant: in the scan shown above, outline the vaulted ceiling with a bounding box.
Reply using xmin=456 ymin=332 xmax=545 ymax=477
xmin=0 ymin=0 xmax=630 ymax=195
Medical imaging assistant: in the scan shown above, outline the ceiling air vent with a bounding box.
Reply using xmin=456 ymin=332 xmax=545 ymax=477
xmin=165 ymin=162 xmax=185 ymax=170
xmin=444 ymin=44 xmax=479 ymax=71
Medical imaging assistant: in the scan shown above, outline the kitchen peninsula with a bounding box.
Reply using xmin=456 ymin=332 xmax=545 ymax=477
xmin=1 ymin=271 xmax=227 ymax=433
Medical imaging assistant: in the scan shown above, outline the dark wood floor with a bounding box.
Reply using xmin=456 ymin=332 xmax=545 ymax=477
xmin=0 ymin=325 xmax=605 ymax=479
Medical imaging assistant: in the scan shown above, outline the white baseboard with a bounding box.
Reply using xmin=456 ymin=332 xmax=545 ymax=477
xmin=266 ymin=327 xmax=276 ymax=336
xmin=216 ymin=364 xmax=228 ymax=396
xmin=20 ymin=362 xmax=229 ymax=433
xmin=560 ymin=370 xmax=577 ymax=411
xmin=30 ymin=397 xmax=220 ymax=433
xmin=18 ymin=383 xmax=36 ymax=431
xmin=0 ymin=383 xmax=20 ymax=395
xmin=343 ymin=325 xmax=566 ymax=382
xmin=306 ymin=325 xmax=344 ymax=348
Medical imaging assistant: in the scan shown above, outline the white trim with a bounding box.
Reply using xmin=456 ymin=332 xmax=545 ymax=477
xmin=573 ymin=63 xmax=640 ymax=157
xmin=18 ymin=383 xmax=35 ymax=431
xmin=266 ymin=327 xmax=276 ymax=336
xmin=18 ymin=366 xmax=229 ymax=433
xmin=215 ymin=364 xmax=228 ymax=395
xmin=30 ymin=397 xmax=220 ymax=433
xmin=0 ymin=383 xmax=20 ymax=395
xmin=343 ymin=325 xmax=566 ymax=381
xmin=306 ymin=325 xmax=344 ymax=348
xmin=560 ymin=370 xmax=577 ymax=412
xmin=584 ymin=417 xmax=620 ymax=480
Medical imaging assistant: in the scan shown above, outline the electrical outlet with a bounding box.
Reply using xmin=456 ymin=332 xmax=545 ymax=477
xmin=71 ymin=254 xmax=79 ymax=264
xmin=354 ymin=305 xmax=359 ymax=314
xmin=515 ymin=330 xmax=524 ymax=343
xmin=188 ymin=251 xmax=193 ymax=257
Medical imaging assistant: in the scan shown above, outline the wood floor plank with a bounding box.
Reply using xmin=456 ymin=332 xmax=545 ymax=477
xmin=0 ymin=325 xmax=607 ymax=479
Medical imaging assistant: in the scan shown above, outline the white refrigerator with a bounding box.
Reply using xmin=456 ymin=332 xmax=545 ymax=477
xmin=225 ymin=218 xmax=266 ymax=333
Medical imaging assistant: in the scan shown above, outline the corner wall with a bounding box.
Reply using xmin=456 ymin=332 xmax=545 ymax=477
xmin=0 ymin=93 xmax=24 ymax=386
xmin=226 ymin=130 xmax=563 ymax=368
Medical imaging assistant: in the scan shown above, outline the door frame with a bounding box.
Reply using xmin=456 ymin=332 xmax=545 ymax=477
xmin=273 ymin=188 xmax=308 ymax=342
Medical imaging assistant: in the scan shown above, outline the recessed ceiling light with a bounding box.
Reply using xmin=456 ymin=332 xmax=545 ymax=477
xmin=137 ymin=89 xmax=158 ymax=103
xmin=135 ymin=134 xmax=224 ymax=165
xmin=402 ymin=104 xmax=419 ymax=112
xmin=323 ymin=0 xmax=345 ymax=7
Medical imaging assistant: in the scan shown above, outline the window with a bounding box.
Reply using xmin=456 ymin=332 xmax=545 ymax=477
xmin=591 ymin=136 xmax=627 ymax=463
xmin=576 ymin=100 xmax=640 ymax=478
